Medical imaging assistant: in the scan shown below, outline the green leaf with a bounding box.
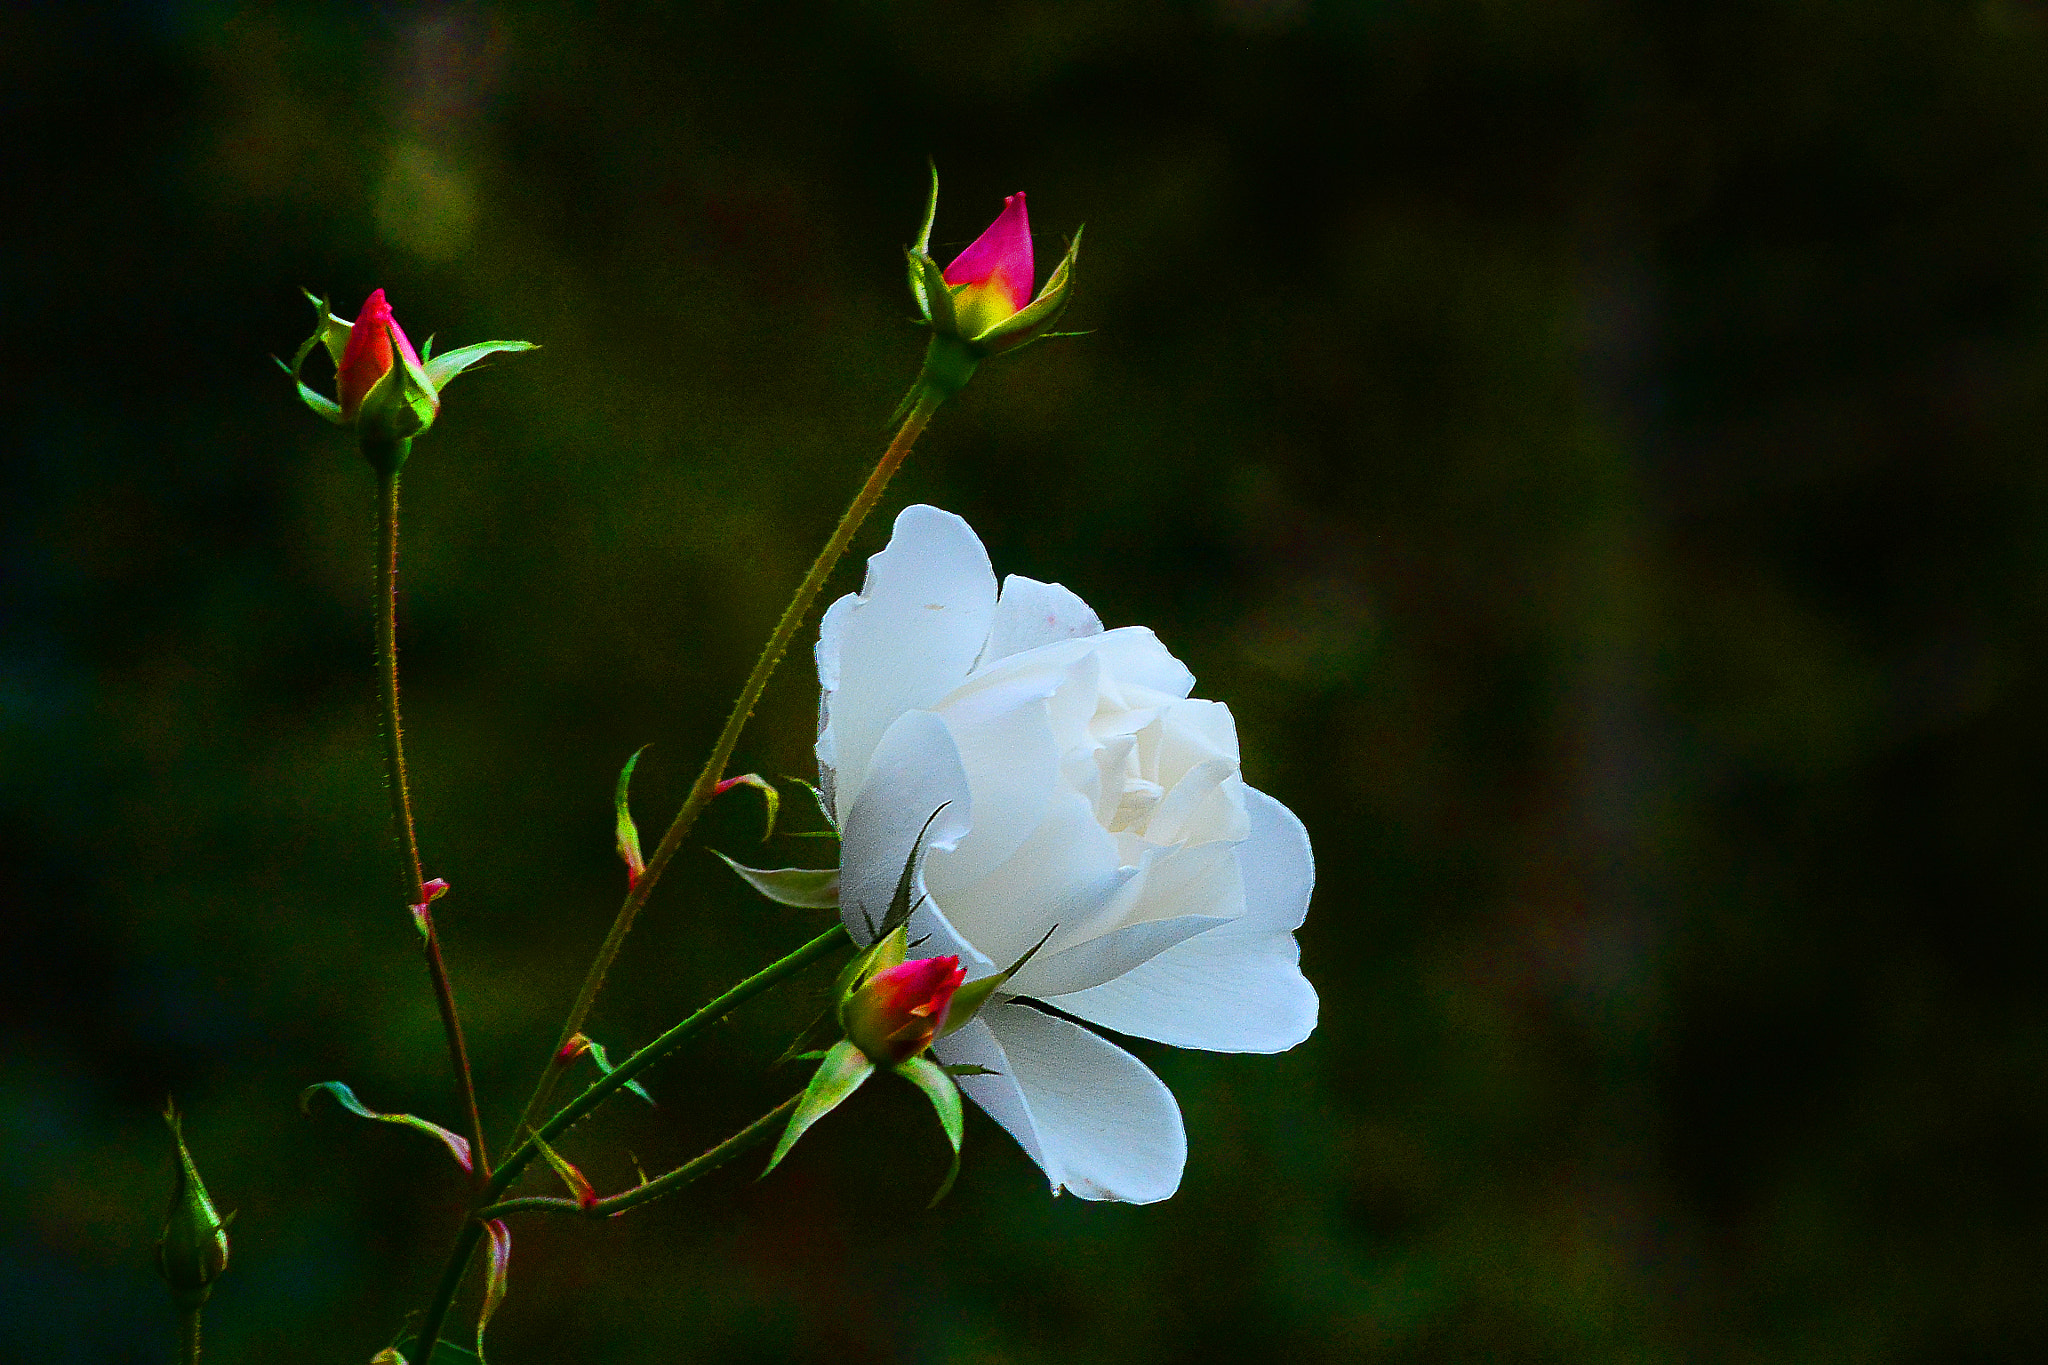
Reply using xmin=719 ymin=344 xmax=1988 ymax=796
xmin=476 ymin=1219 xmax=511 ymax=1364
xmin=715 ymin=772 xmax=781 ymax=841
xmin=761 ymin=1040 xmax=873 ymax=1178
xmin=895 ymin=1056 xmax=964 ymax=1205
xmin=423 ymin=339 xmax=539 ymax=391
xmin=714 ymin=852 xmax=840 ymax=908
xmin=582 ymin=1039 xmax=654 ymax=1105
xmin=529 ymin=1128 xmax=596 ymax=1207
xmin=299 ymin=1081 xmax=473 ymax=1172
xmin=614 ymin=746 xmax=648 ymax=885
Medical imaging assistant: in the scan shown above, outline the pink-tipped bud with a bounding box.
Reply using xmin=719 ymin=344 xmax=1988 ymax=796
xmin=335 ymin=289 xmax=429 ymax=423
xmin=942 ymin=193 xmax=1034 ymax=338
xmin=841 ymin=954 xmax=966 ymax=1066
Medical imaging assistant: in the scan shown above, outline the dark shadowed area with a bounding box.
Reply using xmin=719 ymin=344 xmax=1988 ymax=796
xmin=6 ymin=1 xmax=2048 ymax=1361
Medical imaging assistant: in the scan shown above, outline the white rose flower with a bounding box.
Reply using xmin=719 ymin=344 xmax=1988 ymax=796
xmin=815 ymin=505 xmax=1317 ymax=1203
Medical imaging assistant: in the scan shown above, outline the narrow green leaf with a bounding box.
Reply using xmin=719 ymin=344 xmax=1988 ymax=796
xmin=299 ymin=1081 xmax=472 ymax=1172
xmin=582 ymin=1039 xmax=654 ymax=1105
xmin=528 ymin=1128 xmax=597 ymax=1207
xmin=714 ymin=852 xmax=839 ymax=908
xmin=422 ymin=339 xmax=540 ymax=391
xmin=715 ymin=772 xmax=781 ymax=841
xmin=476 ymin=1219 xmax=511 ymax=1364
xmin=614 ymin=746 xmax=648 ymax=885
xmin=762 ymin=1040 xmax=873 ymax=1178
xmin=895 ymin=1056 xmax=964 ymax=1205
xmin=786 ymin=776 xmax=838 ymax=834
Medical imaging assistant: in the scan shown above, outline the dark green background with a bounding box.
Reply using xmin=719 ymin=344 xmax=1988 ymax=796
xmin=8 ymin=1 xmax=2048 ymax=1360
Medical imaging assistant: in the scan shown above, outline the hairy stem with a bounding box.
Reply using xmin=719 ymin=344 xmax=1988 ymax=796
xmin=377 ymin=465 xmax=490 ymax=1182
xmin=511 ymin=393 xmax=941 ymax=1140
xmin=178 ymin=1307 xmax=202 ymax=1365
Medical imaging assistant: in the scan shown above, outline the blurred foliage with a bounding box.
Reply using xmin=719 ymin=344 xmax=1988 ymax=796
xmin=6 ymin=0 xmax=2048 ymax=1360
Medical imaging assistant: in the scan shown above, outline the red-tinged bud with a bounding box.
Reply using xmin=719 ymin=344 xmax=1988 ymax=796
xmin=899 ymin=168 xmax=1084 ymax=417
xmin=943 ymin=193 xmax=1034 ymax=338
xmin=840 ymin=953 xmax=966 ymax=1066
xmin=283 ymin=288 xmax=537 ymax=474
xmin=336 ymin=290 xmax=428 ymax=422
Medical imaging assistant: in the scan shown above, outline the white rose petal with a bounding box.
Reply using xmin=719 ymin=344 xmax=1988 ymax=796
xmin=817 ymin=505 xmax=1317 ymax=1202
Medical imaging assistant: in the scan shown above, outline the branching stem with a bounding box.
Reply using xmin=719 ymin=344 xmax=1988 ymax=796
xmin=511 ymin=393 xmax=942 ymax=1141
xmin=376 ymin=464 xmax=490 ymax=1182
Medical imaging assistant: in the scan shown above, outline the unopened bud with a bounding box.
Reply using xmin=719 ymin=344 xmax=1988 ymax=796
xmin=156 ymin=1102 xmax=230 ymax=1312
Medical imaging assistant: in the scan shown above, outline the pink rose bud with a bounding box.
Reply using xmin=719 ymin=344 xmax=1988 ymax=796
xmin=335 ymin=289 xmax=429 ymax=423
xmin=942 ymin=193 xmax=1035 ymax=338
xmin=841 ymin=954 xmax=966 ymax=1066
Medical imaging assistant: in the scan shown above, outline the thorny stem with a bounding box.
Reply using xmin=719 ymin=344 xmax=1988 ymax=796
xmin=477 ymin=1094 xmax=800 ymax=1220
xmin=510 ymin=393 xmax=943 ymax=1142
xmin=377 ymin=463 xmax=490 ymax=1183
xmin=406 ymin=924 xmax=848 ymax=1363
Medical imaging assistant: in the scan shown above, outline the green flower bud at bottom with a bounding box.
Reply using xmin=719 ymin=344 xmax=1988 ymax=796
xmin=157 ymin=1103 xmax=230 ymax=1312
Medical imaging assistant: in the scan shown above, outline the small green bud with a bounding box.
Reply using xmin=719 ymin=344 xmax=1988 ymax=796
xmin=156 ymin=1102 xmax=230 ymax=1312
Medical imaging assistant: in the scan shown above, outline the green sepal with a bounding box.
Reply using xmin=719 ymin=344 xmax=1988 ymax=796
xmin=614 ymin=746 xmax=648 ymax=885
xmin=939 ymin=922 xmax=1059 ymax=1037
xmin=867 ymin=803 xmax=951 ymax=943
xmin=938 ymin=974 xmax=1004 ymax=1037
xmin=894 ymin=1055 xmax=964 ymax=1205
xmin=582 ymin=1039 xmax=654 ymax=1105
xmin=423 ymin=339 xmax=538 ymax=391
xmin=476 ymin=1219 xmax=512 ymax=1365
xmin=762 ymin=1039 xmax=874 ymax=1178
xmin=908 ymin=161 xmax=942 ymax=319
xmin=973 ymin=225 xmax=1084 ymax=354
xmin=283 ymin=307 xmax=348 ymax=426
xmin=910 ymin=249 xmax=959 ymax=335
xmin=714 ymin=852 xmax=840 ymax=908
xmin=939 ymin=1063 xmax=998 ymax=1077
xmin=303 ymin=289 xmax=352 ymax=366
xmin=299 ymin=1081 xmax=473 ymax=1172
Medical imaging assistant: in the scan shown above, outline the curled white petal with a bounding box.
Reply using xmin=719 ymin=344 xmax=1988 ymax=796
xmin=936 ymin=1002 xmax=1186 ymax=1204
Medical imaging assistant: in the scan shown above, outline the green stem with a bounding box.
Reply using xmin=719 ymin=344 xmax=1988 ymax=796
xmin=497 ymin=924 xmax=846 ymax=1199
xmin=510 ymin=393 xmax=943 ymax=1142
xmin=178 ymin=1306 xmax=202 ymax=1365
xmin=376 ymin=465 xmax=491 ymax=1182
xmin=408 ymin=1216 xmax=487 ymax=1365
xmin=405 ymin=925 xmax=847 ymax=1365
xmin=478 ymin=1094 xmax=799 ymax=1220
